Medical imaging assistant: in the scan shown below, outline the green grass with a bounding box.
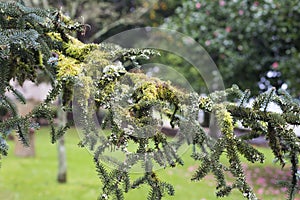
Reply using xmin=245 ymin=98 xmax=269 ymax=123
xmin=0 ymin=127 xmax=296 ymax=200
xmin=0 ymin=127 xmax=99 ymax=200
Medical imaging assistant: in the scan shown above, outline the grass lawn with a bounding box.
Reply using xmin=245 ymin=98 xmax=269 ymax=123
xmin=0 ymin=127 xmax=298 ymax=200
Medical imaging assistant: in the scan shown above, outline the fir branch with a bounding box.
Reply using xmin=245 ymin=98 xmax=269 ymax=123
xmin=50 ymin=123 xmax=70 ymax=143
xmin=267 ymin=123 xmax=285 ymax=167
xmin=235 ymin=139 xmax=265 ymax=163
xmin=16 ymin=123 xmax=29 ymax=147
xmin=287 ymin=151 xmax=299 ymax=200
xmin=0 ymin=135 xmax=8 ymax=156
xmin=7 ymin=85 xmax=26 ymax=104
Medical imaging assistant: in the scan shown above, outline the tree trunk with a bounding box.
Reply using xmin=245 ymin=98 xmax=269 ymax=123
xmin=200 ymin=112 xmax=219 ymax=139
xmin=57 ymin=135 xmax=67 ymax=183
xmin=208 ymin=115 xmax=219 ymax=139
xmin=201 ymin=111 xmax=210 ymax=127
xmin=57 ymin=97 xmax=67 ymax=183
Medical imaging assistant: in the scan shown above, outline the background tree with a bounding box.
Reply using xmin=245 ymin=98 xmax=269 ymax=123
xmin=22 ymin=0 xmax=180 ymax=43
xmin=163 ymin=0 xmax=300 ymax=97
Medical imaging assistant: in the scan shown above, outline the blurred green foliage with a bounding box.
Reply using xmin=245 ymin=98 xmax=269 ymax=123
xmin=23 ymin=0 xmax=180 ymax=43
xmin=163 ymin=0 xmax=300 ymax=97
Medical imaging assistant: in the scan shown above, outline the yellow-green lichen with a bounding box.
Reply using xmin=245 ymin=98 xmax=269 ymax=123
xmin=56 ymin=54 xmax=82 ymax=79
xmin=129 ymin=79 xmax=182 ymax=127
xmin=84 ymin=50 xmax=112 ymax=75
xmin=215 ymin=104 xmax=234 ymax=139
xmin=47 ymin=32 xmax=98 ymax=62
xmin=62 ymin=37 xmax=98 ymax=61
xmin=47 ymin=32 xmax=62 ymax=42
xmin=135 ymin=82 xmax=158 ymax=102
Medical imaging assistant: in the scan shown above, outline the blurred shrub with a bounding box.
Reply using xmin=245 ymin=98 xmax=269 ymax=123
xmin=164 ymin=0 xmax=300 ymax=97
